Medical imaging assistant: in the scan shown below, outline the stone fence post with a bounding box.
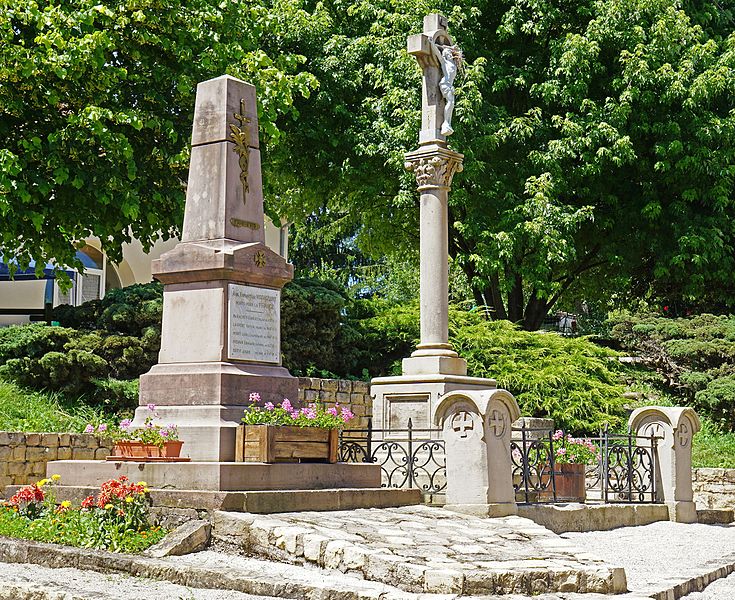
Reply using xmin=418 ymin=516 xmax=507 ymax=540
xmin=629 ymin=406 xmax=701 ymax=523
xmin=434 ymin=389 xmax=520 ymax=517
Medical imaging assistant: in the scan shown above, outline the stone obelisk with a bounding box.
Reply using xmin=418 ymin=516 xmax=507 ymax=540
xmin=371 ymin=15 xmax=498 ymax=433
xmin=134 ymin=75 xmax=298 ymax=461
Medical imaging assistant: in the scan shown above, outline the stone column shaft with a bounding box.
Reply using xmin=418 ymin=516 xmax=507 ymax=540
xmin=417 ymin=187 xmax=451 ymax=352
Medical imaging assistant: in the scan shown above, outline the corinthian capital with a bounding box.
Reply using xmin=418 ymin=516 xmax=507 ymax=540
xmin=405 ymin=145 xmax=464 ymax=191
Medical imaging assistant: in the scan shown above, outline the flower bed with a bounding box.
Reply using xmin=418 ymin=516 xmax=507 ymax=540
xmin=0 ymin=475 xmax=166 ymax=553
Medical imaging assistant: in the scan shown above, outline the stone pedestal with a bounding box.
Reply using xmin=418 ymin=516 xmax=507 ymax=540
xmin=130 ymin=75 xmax=298 ymax=462
xmin=629 ymin=406 xmax=701 ymax=523
xmin=434 ymin=389 xmax=520 ymax=517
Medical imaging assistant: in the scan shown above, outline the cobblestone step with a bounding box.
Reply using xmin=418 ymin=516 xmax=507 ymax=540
xmin=211 ymin=505 xmax=628 ymax=596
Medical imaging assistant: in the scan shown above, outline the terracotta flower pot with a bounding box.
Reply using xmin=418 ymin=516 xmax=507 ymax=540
xmin=112 ymin=440 xmax=183 ymax=459
xmin=539 ymin=463 xmax=586 ymax=502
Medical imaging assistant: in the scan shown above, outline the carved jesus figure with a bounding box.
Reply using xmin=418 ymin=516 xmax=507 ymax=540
xmin=432 ymin=42 xmax=461 ymax=136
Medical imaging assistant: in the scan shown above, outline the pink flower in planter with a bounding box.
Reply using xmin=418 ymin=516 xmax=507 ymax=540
xmin=264 ymin=402 xmax=275 ymax=411
xmin=340 ymin=408 xmax=354 ymax=422
xmin=281 ymin=398 xmax=293 ymax=412
xmin=327 ymin=406 xmax=338 ymax=417
xmin=84 ymin=424 xmax=94 ymax=434
xmin=301 ymin=407 xmax=317 ymax=420
xmin=147 ymin=403 xmax=156 ymax=412
xmin=249 ymin=392 xmax=261 ymax=403
xmin=120 ymin=419 xmax=132 ymax=429
xmin=161 ymin=430 xmax=169 ymax=438
xmin=97 ymin=424 xmax=108 ymax=433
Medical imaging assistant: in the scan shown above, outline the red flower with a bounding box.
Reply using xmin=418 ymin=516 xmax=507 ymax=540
xmin=81 ymin=495 xmax=96 ymax=509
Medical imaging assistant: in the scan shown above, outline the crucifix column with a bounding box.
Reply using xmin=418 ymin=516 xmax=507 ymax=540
xmin=402 ymin=13 xmax=466 ymax=376
xmin=370 ymin=15 xmax=507 ymax=437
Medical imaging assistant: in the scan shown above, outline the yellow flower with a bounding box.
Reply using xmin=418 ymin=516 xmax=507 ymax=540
xmin=125 ymin=496 xmax=134 ymax=503
xmin=137 ymin=481 xmax=147 ymax=487
xmin=104 ymin=503 xmax=113 ymax=510
xmin=51 ymin=474 xmax=61 ymax=482
xmin=60 ymin=501 xmax=71 ymax=508
xmin=143 ymin=488 xmax=150 ymax=493
xmin=37 ymin=478 xmax=49 ymax=487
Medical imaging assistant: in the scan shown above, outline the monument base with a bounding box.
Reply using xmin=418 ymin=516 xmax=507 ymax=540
xmin=137 ymin=362 xmax=299 ymax=461
xmin=46 ymin=460 xmax=381 ymax=492
xmin=444 ymin=502 xmax=518 ymax=518
xmin=370 ymin=373 xmax=497 ymax=433
xmin=666 ymin=500 xmax=698 ymax=523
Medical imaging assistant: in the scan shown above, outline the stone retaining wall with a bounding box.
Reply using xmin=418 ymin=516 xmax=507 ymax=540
xmin=0 ymin=378 xmax=372 ymax=497
xmin=297 ymin=377 xmax=372 ymax=430
xmin=0 ymin=432 xmax=112 ymax=497
xmin=693 ymin=467 xmax=735 ymax=510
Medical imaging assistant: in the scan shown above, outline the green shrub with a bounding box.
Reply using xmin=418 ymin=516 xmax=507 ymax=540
xmin=609 ymin=312 xmax=735 ymax=429
xmin=357 ymin=303 xmax=627 ymax=432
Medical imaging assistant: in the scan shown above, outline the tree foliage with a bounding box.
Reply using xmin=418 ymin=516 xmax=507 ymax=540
xmin=272 ymin=0 xmax=735 ymax=327
xmin=0 ymin=0 xmax=321 ymax=273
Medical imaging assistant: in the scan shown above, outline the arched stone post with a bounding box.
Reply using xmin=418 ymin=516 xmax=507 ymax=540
xmin=435 ymin=389 xmax=520 ymax=517
xmin=629 ymin=406 xmax=701 ymax=523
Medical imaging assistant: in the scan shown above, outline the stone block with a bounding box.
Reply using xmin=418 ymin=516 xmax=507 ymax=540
xmin=352 ymin=404 xmax=367 ymax=417
xmin=41 ymin=434 xmax=60 ymax=448
xmin=26 ymin=446 xmax=52 ymax=461
xmin=336 ymin=392 xmax=350 ymax=404
xmin=302 ymin=533 xmax=329 ymax=562
xmin=304 ymin=389 xmax=318 ymax=402
xmin=11 ymin=446 xmax=25 ymax=461
xmin=0 ymin=446 xmax=12 ymax=460
xmin=56 ymin=447 xmax=72 ymax=461
xmin=58 ymin=434 xmax=71 ymax=447
xmin=7 ymin=462 xmax=27 ymax=476
xmin=353 ymin=381 xmax=369 ymax=395
xmin=94 ymin=448 xmax=109 ymax=460
xmin=0 ymin=462 xmax=8 ymax=476
xmin=321 ymin=379 xmax=339 ymax=392
xmin=0 ymin=475 xmax=13 ymax=490
xmin=25 ymin=433 xmax=41 ymax=446
xmin=145 ymin=520 xmax=211 ymax=558
xmin=338 ymin=380 xmax=352 ymax=393
xmin=71 ymin=448 xmax=96 ymax=461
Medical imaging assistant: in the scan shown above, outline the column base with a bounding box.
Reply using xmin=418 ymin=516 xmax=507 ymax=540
xmin=444 ymin=503 xmax=518 ymax=518
xmin=667 ymin=500 xmax=698 ymax=523
xmin=402 ymin=354 xmax=467 ymax=376
xmin=370 ymin=373 xmax=496 ymax=434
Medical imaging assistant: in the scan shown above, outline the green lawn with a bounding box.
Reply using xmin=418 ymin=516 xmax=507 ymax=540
xmin=0 ymin=381 xmax=109 ymax=433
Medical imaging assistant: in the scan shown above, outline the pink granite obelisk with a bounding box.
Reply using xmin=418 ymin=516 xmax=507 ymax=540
xmin=133 ymin=75 xmax=298 ymax=461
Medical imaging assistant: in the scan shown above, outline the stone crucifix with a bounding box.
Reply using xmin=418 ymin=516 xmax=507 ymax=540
xmin=402 ymin=14 xmax=466 ymax=377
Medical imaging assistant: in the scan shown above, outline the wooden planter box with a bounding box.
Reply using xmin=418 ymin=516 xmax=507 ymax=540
xmin=108 ymin=440 xmax=185 ymax=460
xmin=540 ymin=463 xmax=586 ymax=502
xmin=235 ymin=425 xmax=338 ymax=464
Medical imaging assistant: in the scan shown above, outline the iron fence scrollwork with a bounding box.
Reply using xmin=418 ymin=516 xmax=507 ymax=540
xmin=338 ymin=418 xmax=446 ymax=494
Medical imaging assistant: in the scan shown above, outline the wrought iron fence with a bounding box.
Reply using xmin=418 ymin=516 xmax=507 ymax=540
xmin=338 ymin=420 xmax=660 ymax=505
xmin=338 ymin=418 xmax=446 ymax=494
xmin=511 ymin=425 xmax=660 ymax=504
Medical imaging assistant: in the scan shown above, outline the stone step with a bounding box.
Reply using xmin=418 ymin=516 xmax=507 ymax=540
xmin=4 ymin=484 xmax=421 ymax=514
xmin=697 ymin=508 xmax=735 ymax=524
xmin=0 ymin=538 xmax=448 ymax=600
xmin=211 ymin=504 xmax=628 ymax=596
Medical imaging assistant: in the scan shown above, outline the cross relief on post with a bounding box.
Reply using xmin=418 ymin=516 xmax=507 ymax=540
xmin=488 ymin=410 xmax=507 ymax=438
xmin=451 ymin=410 xmax=475 ymax=439
xmin=677 ymin=422 xmax=691 ymax=447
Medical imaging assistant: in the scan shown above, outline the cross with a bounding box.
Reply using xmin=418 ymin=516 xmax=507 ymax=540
xmin=451 ymin=411 xmax=475 ymax=438
xmin=677 ymin=422 xmax=690 ymax=447
xmin=488 ymin=410 xmax=506 ymax=437
xmin=407 ymin=14 xmax=455 ymax=146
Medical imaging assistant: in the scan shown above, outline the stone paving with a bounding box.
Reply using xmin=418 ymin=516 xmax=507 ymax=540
xmin=212 ymin=505 xmax=627 ymax=596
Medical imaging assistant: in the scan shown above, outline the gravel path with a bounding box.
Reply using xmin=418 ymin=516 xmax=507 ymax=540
xmin=562 ymin=521 xmax=735 ymax=591
xmin=0 ymin=560 xmax=278 ymax=600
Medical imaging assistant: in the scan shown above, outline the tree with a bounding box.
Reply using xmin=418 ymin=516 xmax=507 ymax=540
xmin=270 ymin=0 xmax=735 ymax=328
xmin=0 ymin=0 xmax=323 ymax=274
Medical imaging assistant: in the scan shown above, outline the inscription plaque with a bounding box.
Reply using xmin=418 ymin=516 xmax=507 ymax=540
xmin=228 ymin=283 xmax=280 ymax=363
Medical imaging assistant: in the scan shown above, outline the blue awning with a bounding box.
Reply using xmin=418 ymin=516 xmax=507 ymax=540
xmin=0 ymin=255 xmax=80 ymax=281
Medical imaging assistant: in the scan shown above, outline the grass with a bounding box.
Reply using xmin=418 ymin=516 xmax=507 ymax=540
xmin=0 ymin=381 xmax=110 ymax=433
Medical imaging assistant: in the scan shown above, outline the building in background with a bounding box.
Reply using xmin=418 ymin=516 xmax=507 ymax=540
xmin=0 ymin=217 xmax=289 ymax=326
